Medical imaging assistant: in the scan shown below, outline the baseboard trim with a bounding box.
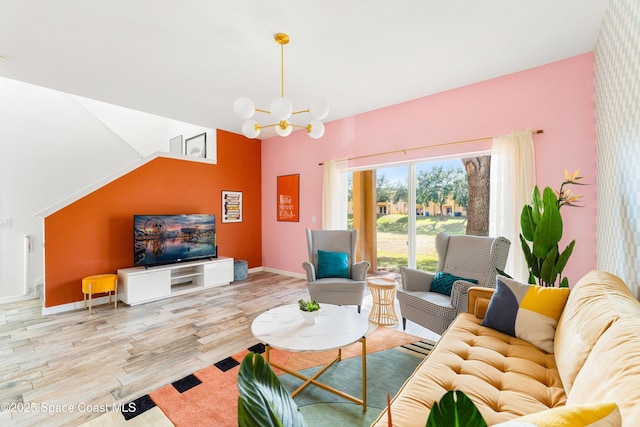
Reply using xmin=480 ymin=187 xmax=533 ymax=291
xmin=0 ymin=293 xmax=38 ymax=305
xmin=262 ymin=267 xmax=305 ymax=280
xmin=42 ymin=296 xmax=112 ymax=315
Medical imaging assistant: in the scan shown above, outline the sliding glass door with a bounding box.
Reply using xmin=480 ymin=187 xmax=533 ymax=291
xmin=374 ymin=165 xmax=409 ymax=272
xmin=414 ymin=159 xmax=468 ymax=271
xmin=350 ymin=156 xmax=478 ymax=273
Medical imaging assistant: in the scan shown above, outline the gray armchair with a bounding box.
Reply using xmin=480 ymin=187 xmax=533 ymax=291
xmin=398 ymin=232 xmax=510 ymax=335
xmin=302 ymin=228 xmax=370 ymax=313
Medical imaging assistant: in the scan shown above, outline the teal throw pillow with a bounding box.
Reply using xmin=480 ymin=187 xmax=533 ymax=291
xmin=316 ymin=250 xmax=350 ymax=279
xmin=431 ymin=271 xmax=478 ymax=296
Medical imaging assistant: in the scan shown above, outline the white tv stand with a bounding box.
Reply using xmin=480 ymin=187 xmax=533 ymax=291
xmin=117 ymin=257 xmax=234 ymax=306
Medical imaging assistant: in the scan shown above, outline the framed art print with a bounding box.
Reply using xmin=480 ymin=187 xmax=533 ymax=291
xmin=169 ymin=135 xmax=184 ymax=155
xmin=222 ymin=191 xmax=242 ymax=223
xmin=277 ymin=174 xmax=299 ymax=222
xmin=185 ymin=133 xmax=206 ymax=158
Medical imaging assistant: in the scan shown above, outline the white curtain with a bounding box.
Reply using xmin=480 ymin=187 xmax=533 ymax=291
xmin=322 ymin=160 xmax=348 ymax=229
xmin=489 ymin=130 xmax=536 ymax=282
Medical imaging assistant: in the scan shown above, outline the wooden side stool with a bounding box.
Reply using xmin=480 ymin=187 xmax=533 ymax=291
xmin=367 ymin=277 xmax=399 ymax=326
xmin=82 ymin=274 xmax=118 ymax=315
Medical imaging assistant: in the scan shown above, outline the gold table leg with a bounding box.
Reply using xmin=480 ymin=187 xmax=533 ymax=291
xmin=265 ymin=336 xmax=367 ymax=412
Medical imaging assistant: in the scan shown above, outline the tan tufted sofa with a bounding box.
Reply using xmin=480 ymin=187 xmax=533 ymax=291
xmin=372 ymin=270 xmax=640 ymax=426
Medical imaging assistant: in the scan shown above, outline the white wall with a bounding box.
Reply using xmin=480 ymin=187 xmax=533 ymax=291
xmin=74 ymin=96 xmax=217 ymax=162
xmin=0 ymin=76 xmax=215 ymax=302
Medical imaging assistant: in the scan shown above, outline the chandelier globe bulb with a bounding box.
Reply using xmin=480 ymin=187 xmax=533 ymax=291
xmin=275 ymin=121 xmax=293 ymax=137
xmin=241 ymin=119 xmax=260 ymax=139
xmin=307 ymin=120 xmax=325 ymax=139
xmin=270 ymin=97 xmax=293 ymax=121
xmin=234 ymin=97 xmax=255 ymax=119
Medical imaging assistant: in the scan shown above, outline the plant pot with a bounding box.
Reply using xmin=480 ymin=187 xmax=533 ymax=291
xmin=300 ymin=310 xmax=319 ymax=325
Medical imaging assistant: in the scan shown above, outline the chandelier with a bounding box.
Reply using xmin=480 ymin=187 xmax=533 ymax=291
xmin=234 ymin=33 xmax=329 ymax=139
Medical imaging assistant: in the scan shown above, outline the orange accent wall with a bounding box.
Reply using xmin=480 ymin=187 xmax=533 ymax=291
xmin=44 ymin=130 xmax=261 ymax=308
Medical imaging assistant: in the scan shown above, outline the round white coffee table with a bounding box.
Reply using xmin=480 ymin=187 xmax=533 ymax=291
xmin=252 ymin=303 xmax=369 ymax=411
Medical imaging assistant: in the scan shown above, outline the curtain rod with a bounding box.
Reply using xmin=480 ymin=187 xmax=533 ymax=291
xmin=318 ymin=129 xmax=544 ymax=166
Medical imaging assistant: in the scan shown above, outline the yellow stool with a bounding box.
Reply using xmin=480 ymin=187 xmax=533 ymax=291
xmin=82 ymin=274 xmax=118 ymax=315
xmin=367 ymin=277 xmax=399 ymax=326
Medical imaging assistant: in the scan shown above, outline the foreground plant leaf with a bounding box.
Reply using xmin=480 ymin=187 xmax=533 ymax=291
xmin=426 ymin=390 xmax=487 ymax=427
xmin=238 ymin=352 xmax=307 ymax=427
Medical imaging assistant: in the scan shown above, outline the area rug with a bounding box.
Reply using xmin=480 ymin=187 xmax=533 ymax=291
xmin=82 ymin=327 xmax=435 ymax=427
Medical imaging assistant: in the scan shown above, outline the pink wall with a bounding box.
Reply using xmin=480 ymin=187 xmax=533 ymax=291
xmin=261 ymin=52 xmax=596 ymax=286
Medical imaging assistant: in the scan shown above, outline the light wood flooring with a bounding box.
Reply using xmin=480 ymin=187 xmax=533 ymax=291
xmin=0 ymin=271 xmax=439 ymax=426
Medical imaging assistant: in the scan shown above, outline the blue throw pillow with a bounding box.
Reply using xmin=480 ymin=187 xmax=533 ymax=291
xmin=316 ymin=250 xmax=350 ymax=279
xmin=430 ymin=271 xmax=478 ymax=296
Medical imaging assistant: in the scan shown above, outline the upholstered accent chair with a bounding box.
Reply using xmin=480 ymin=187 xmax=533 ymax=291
xmin=302 ymin=228 xmax=371 ymax=313
xmin=398 ymin=232 xmax=510 ymax=335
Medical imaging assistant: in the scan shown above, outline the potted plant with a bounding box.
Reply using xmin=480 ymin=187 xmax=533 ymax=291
xmin=297 ymin=299 xmax=320 ymax=325
xmin=519 ymin=170 xmax=585 ymax=287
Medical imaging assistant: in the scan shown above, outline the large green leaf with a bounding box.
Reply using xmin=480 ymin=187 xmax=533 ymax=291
xmin=542 ymin=185 xmax=557 ymax=208
xmin=519 ymin=234 xmax=533 ymax=266
xmin=533 ymin=188 xmax=563 ymax=258
xmin=530 ymin=186 xmax=543 ymax=225
xmin=237 ymin=352 xmax=307 ymax=427
xmin=426 ymin=390 xmax=487 ymax=427
xmin=520 ymin=205 xmax=536 ymax=241
xmin=555 ymin=240 xmax=576 ymax=276
xmin=532 ymin=239 xmax=551 ymax=264
xmin=520 ymin=234 xmax=541 ymax=281
xmin=519 ymin=234 xmax=535 ymax=280
xmin=540 ymin=246 xmax=559 ymax=286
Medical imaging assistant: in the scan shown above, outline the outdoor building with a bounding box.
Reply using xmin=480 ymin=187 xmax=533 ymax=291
xmin=368 ymin=197 xmax=467 ymax=217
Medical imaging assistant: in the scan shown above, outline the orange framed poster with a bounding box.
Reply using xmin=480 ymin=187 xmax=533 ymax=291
xmin=277 ymin=174 xmax=299 ymax=222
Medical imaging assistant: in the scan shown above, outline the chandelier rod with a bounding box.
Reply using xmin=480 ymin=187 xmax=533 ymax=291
xmin=281 ymin=39 xmax=285 ymax=98
xmin=275 ymin=33 xmax=290 ymax=98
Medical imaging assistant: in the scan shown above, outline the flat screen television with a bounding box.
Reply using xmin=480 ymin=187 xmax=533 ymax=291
xmin=134 ymin=214 xmax=217 ymax=267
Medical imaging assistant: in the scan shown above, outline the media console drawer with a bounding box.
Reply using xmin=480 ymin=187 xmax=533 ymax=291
xmin=204 ymin=258 xmax=234 ymax=287
xmin=117 ymin=257 xmax=234 ymax=306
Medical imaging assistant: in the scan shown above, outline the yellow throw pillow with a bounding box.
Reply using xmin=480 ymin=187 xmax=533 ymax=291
xmin=492 ymin=402 xmax=621 ymax=427
xmin=481 ymin=276 xmax=570 ymax=353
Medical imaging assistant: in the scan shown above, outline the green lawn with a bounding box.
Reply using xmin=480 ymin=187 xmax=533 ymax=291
xmin=372 ymin=214 xmax=467 ymax=271
xmin=376 ymin=253 xmax=439 ymax=272
xmin=376 ymin=214 xmax=467 ymax=235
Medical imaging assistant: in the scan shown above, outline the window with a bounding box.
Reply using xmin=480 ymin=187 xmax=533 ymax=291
xmin=349 ymin=154 xmax=490 ymax=272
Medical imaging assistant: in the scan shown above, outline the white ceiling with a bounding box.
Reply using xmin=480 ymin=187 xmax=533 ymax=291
xmin=0 ymin=1 xmax=610 ymax=136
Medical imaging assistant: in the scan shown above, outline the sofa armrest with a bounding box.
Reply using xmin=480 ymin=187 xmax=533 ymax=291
xmin=400 ymin=266 xmax=435 ymax=292
xmin=450 ymin=280 xmax=481 ymax=311
xmin=351 ymin=261 xmax=370 ymax=281
xmin=302 ymin=261 xmax=316 ymax=282
xmin=467 ymin=286 xmax=495 ymax=317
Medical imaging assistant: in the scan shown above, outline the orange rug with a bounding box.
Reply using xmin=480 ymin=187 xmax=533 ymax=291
xmin=83 ymin=326 xmax=424 ymax=427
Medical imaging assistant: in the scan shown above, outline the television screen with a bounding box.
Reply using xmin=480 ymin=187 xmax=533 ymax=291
xmin=134 ymin=214 xmax=217 ymax=267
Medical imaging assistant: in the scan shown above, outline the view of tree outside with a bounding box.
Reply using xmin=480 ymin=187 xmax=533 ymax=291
xmin=349 ymin=157 xmax=489 ymax=272
xmin=416 ymin=165 xmax=467 ymax=217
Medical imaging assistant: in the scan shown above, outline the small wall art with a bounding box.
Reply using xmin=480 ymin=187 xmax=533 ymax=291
xmin=185 ymin=133 xmax=206 ymax=158
xmin=277 ymin=174 xmax=299 ymax=222
xmin=222 ymin=191 xmax=242 ymax=223
xmin=169 ymin=135 xmax=184 ymax=155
